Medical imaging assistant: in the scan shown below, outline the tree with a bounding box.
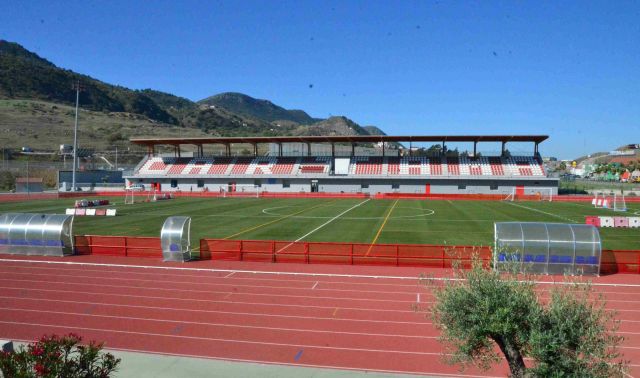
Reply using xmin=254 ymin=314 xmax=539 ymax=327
xmin=416 ymin=258 xmax=628 ymax=377
xmin=0 ymin=333 xmax=121 ymax=378
xmin=527 ymin=282 xmax=627 ymax=377
xmin=425 ymin=144 xmax=442 ymax=156
xmin=0 ymin=170 xmax=15 ymax=191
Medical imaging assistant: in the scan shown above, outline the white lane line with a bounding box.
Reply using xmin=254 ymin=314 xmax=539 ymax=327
xmin=506 ymin=201 xmax=576 ymax=223
xmin=2 ymin=258 xmax=640 ymax=288
xmin=0 ymin=320 xmax=445 ymax=356
xmin=4 ymin=286 xmax=425 ymax=315
xmin=0 ymin=277 xmax=420 ymax=305
xmin=5 ymin=270 xmax=640 ymax=306
xmin=0 ymin=294 xmax=432 ymax=323
xmin=0 ymin=268 xmax=422 ymax=293
xmin=4 ymin=319 xmax=639 ymax=357
xmin=11 ymin=282 xmax=640 ymax=318
xmin=8 ymin=275 xmax=640 ymax=310
xmin=1 ymin=307 xmax=435 ymax=339
xmin=278 ymin=199 xmax=372 ymax=253
xmin=3 ymin=265 xmax=640 ymax=296
xmin=5 ymin=294 xmax=640 ymax=328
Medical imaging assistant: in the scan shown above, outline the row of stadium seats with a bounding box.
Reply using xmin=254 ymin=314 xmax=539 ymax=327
xmin=135 ymin=155 xmax=546 ymax=177
xmin=497 ymin=253 xmax=599 ymax=264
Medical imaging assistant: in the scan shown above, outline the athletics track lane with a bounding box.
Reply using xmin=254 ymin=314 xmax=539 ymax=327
xmin=0 ymin=255 xmax=639 ymax=377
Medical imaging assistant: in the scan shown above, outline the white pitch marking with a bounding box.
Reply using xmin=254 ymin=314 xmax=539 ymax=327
xmin=506 ymin=201 xmax=576 ymax=223
xmin=417 ymin=293 xmax=420 ymax=303
xmin=277 ymin=199 xmax=371 ymax=253
xmin=311 ymin=281 xmax=319 ymax=290
xmin=2 ymin=258 xmax=640 ymax=288
xmin=224 ymin=272 xmax=235 ymax=278
xmin=262 ymin=204 xmax=435 ymax=220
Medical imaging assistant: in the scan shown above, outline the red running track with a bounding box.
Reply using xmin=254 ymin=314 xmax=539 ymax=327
xmin=1 ymin=255 xmax=640 ymax=377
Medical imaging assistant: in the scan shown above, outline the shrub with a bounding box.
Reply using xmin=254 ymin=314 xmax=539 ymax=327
xmin=0 ymin=333 xmax=121 ymax=378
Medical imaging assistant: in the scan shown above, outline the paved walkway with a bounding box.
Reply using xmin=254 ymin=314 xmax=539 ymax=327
xmin=108 ymin=348 xmax=428 ymax=378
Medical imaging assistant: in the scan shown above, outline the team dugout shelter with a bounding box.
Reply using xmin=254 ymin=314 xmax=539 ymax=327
xmin=126 ymin=135 xmax=558 ymax=196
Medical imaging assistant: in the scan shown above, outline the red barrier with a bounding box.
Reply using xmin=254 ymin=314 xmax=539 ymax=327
xmin=74 ymin=235 xmax=162 ymax=258
xmin=71 ymin=234 xmax=640 ymax=274
xmin=0 ymin=193 xmax=61 ymax=202
xmin=199 ymin=238 xmax=492 ymax=267
xmin=5 ymin=190 xmax=640 ymax=203
xmin=585 ymin=216 xmax=601 ymax=227
xmin=601 ymin=250 xmax=640 ymax=275
xmin=376 ymin=193 xmax=640 ymax=203
xmin=375 ymin=192 xmax=557 ymax=201
xmin=554 ymin=195 xmax=640 ymax=203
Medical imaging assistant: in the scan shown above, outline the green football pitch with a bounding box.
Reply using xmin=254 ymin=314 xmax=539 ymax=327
xmin=1 ymin=197 xmax=639 ymax=250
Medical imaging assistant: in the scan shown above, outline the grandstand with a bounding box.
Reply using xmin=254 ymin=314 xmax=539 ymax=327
xmin=127 ymin=135 xmax=558 ymax=196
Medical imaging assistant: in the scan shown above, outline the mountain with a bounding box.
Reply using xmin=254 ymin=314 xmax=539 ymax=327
xmin=0 ymin=40 xmax=390 ymax=150
xmin=0 ymin=40 xmax=177 ymax=124
xmin=199 ymin=92 xmax=318 ymax=125
xmin=362 ymin=125 xmax=387 ymax=136
xmin=0 ymin=40 xmax=55 ymax=67
xmin=181 ymin=105 xmax=294 ymax=137
xmin=296 ymin=116 xmax=370 ymax=136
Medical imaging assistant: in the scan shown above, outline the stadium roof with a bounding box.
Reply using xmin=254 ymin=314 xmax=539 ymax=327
xmin=130 ymin=135 xmax=549 ymax=146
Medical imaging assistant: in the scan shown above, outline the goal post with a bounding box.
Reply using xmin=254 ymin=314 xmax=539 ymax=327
xmin=502 ymin=188 xmax=552 ymax=202
xmin=613 ymin=194 xmax=627 ymax=212
xmin=537 ymin=188 xmax=553 ymax=202
xmin=503 ymin=188 xmax=515 ymax=202
xmin=124 ymin=189 xmax=135 ymax=205
xmin=221 ymin=184 xmax=262 ymax=198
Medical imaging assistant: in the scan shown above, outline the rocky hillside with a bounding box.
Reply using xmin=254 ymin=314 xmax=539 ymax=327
xmin=199 ymin=92 xmax=319 ymax=125
xmin=296 ymin=116 xmax=370 ymax=136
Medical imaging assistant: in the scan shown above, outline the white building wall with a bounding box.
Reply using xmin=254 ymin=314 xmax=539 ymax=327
xmin=126 ymin=176 xmax=558 ymax=195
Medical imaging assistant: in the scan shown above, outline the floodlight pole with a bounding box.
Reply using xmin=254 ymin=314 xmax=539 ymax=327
xmin=71 ymin=80 xmax=83 ymax=192
xmin=26 ymin=157 xmax=29 ymax=196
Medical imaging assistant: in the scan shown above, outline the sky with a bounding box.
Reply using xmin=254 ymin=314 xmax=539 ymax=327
xmin=1 ymin=0 xmax=639 ymax=159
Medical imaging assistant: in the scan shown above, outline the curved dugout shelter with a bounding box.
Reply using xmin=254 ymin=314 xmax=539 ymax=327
xmin=0 ymin=213 xmax=74 ymax=256
xmin=494 ymin=222 xmax=601 ymax=276
xmin=161 ymin=216 xmax=191 ymax=262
